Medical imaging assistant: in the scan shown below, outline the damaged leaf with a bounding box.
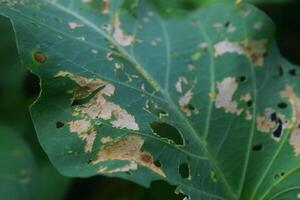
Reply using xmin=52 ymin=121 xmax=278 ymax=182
xmin=2 ymin=1 xmax=300 ymax=200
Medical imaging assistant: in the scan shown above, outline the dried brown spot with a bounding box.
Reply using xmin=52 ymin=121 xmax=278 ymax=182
xmin=214 ymin=38 xmax=267 ymax=67
xmin=280 ymin=86 xmax=300 ymax=155
xmin=179 ymin=90 xmax=194 ymax=116
xmin=34 ymin=52 xmax=47 ymax=63
xmin=256 ymin=114 xmax=276 ymax=133
xmin=101 ymin=136 xmax=113 ymax=144
xmin=140 ymin=152 xmax=153 ymax=163
xmin=101 ymin=0 xmax=109 ymax=14
xmin=93 ymin=135 xmax=165 ymax=177
xmin=69 ymin=120 xmax=96 ymax=153
xmin=241 ymin=39 xmax=267 ymax=67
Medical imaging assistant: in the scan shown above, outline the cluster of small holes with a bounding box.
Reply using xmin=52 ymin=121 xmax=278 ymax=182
xmin=274 ymin=172 xmax=285 ymax=180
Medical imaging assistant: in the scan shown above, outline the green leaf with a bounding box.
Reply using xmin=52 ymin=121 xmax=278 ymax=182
xmin=37 ymin=162 xmax=71 ymax=200
xmin=0 ymin=15 xmax=26 ymax=131
xmin=1 ymin=0 xmax=300 ymax=199
xmin=0 ymin=125 xmax=38 ymax=200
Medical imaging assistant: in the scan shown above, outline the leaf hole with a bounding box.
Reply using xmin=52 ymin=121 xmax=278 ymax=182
xmin=239 ymin=76 xmax=247 ymax=83
xmin=277 ymin=102 xmax=288 ymax=109
xmin=24 ymin=70 xmax=41 ymax=104
xmin=187 ymin=104 xmax=195 ymax=111
xmin=150 ymin=122 xmax=184 ymax=145
xmin=56 ymin=121 xmax=65 ymax=129
xmin=154 ymin=160 xmax=162 ymax=168
xmin=289 ymin=68 xmax=297 ymax=76
xmin=274 ymin=172 xmax=285 ymax=180
xmin=252 ymin=144 xmax=263 ymax=152
xmin=272 ymin=121 xmax=283 ymax=139
xmin=87 ymin=159 xmax=93 ymax=164
xmin=179 ymin=163 xmax=190 ymax=179
xmin=224 ymin=21 xmax=230 ymax=27
xmin=247 ymin=100 xmax=253 ymax=107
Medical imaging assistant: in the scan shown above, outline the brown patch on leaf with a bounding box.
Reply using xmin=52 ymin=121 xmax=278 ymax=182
xmin=240 ymin=93 xmax=251 ymax=102
xmin=256 ymin=114 xmax=276 ymax=133
xmin=113 ymin=15 xmax=134 ymax=47
xmin=215 ymin=77 xmax=242 ymax=115
xmin=241 ymin=38 xmax=267 ymax=67
xmin=101 ymin=0 xmax=109 ymax=14
xmin=93 ymin=135 xmax=165 ymax=177
xmin=69 ymin=120 xmax=96 ymax=153
xmin=101 ymin=136 xmax=113 ymax=144
xmin=214 ymin=38 xmax=267 ymax=67
xmin=179 ymin=90 xmax=194 ymax=117
xmin=280 ymin=86 xmax=300 ymax=155
xmin=56 ymin=71 xmax=139 ymax=131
